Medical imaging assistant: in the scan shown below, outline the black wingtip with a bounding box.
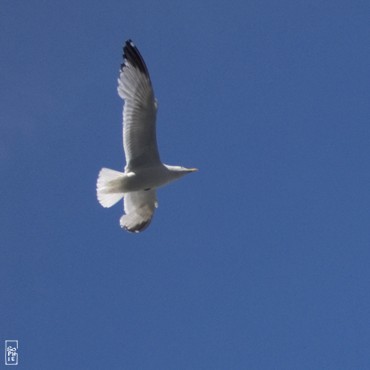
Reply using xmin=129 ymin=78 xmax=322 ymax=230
xmin=121 ymin=39 xmax=150 ymax=78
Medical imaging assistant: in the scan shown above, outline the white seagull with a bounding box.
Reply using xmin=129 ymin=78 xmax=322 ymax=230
xmin=97 ymin=40 xmax=197 ymax=233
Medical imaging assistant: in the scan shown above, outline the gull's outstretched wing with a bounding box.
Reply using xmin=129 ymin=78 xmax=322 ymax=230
xmin=117 ymin=40 xmax=161 ymax=170
xmin=120 ymin=189 xmax=158 ymax=233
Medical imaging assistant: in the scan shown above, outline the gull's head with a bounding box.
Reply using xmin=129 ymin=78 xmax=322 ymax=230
xmin=180 ymin=166 xmax=198 ymax=173
xmin=165 ymin=165 xmax=198 ymax=178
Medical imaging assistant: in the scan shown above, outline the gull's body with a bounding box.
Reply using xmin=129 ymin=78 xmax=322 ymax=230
xmin=96 ymin=40 xmax=197 ymax=233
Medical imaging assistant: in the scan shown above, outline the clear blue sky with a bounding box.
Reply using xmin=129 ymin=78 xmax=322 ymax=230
xmin=1 ymin=1 xmax=370 ymax=369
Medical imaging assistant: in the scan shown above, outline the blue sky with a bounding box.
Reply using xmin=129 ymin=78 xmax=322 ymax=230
xmin=1 ymin=0 xmax=370 ymax=369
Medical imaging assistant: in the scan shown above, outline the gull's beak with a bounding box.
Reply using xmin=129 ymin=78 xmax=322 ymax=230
xmin=188 ymin=168 xmax=198 ymax=172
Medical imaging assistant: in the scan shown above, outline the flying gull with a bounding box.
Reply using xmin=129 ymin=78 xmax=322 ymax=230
xmin=97 ymin=40 xmax=197 ymax=233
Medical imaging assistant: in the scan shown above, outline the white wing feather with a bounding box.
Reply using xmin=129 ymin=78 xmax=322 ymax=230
xmin=120 ymin=189 xmax=158 ymax=233
xmin=117 ymin=40 xmax=161 ymax=170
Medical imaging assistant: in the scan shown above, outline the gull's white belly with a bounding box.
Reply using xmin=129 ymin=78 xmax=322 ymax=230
xmin=120 ymin=165 xmax=174 ymax=192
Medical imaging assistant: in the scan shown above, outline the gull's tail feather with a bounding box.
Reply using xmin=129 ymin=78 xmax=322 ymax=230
xmin=96 ymin=168 xmax=125 ymax=208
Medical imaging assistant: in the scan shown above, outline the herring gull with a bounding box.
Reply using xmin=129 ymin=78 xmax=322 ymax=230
xmin=96 ymin=40 xmax=197 ymax=233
